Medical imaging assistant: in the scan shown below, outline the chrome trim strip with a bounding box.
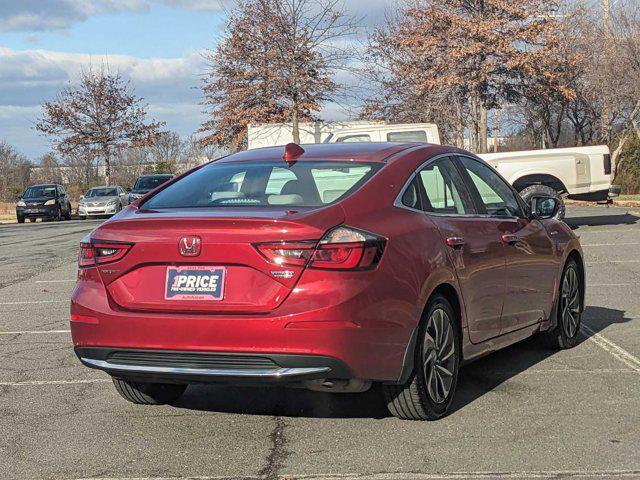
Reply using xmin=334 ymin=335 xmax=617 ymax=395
xmin=81 ymin=357 xmax=331 ymax=378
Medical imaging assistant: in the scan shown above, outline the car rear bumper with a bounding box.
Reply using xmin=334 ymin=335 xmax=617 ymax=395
xmin=75 ymin=347 xmax=351 ymax=384
xmin=70 ymin=272 xmax=414 ymax=383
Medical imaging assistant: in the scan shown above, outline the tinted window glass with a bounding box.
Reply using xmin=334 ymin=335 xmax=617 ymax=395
xmin=458 ymin=156 xmax=523 ymax=217
xmin=387 ymin=130 xmax=428 ymax=142
xmin=143 ymin=161 xmax=380 ymax=209
xmin=23 ymin=186 xmax=56 ymax=198
xmin=134 ymin=175 xmax=173 ymax=191
xmin=401 ymin=177 xmax=423 ymax=210
xmin=336 ymin=134 xmax=371 ymax=143
xmin=417 ymin=158 xmax=472 ymax=215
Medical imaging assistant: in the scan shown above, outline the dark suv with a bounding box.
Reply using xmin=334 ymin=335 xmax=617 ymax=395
xmin=16 ymin=184 xmax=72 ymax=223
xmin=127 ymin=174 xmax=174 ymax=203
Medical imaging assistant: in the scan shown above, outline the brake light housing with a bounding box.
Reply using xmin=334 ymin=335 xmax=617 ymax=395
xmin=255 ymin=226 xmax=386 ymax=271
xmin=79 ymin=239 xmax=133 ymax=267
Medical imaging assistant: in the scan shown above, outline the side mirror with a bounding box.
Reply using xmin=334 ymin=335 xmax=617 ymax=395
xmin=79 ymin=195 xmax=84 ymax=200
xmin=530 ymin=195 xmax=559 ymax=220
xmin=126 ymin=188 xmax=131 ymax=193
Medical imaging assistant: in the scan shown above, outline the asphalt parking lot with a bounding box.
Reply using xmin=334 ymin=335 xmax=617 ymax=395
xmin=0 ymin=207 xmax=639 ymax=480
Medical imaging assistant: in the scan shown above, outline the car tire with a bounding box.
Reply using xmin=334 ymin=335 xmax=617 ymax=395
xmin=112 ymin=378 xmax=187 ymax=405
xmin=52 ymin=207 xmax=62 ymax=221
xmin=539 ymin=258 xmax=582 ymax=349
xmin=28 ymin=218 xmax=36 ymax=223
xmin=17 ymin=215 xmax=25 ymax=223
xmin=78 ymin=215 xmax=86 ymax=220
xmin=518 ymin=184 xmax=565 ymax=221
xmin=64 ymin=204 xmax=72 ymax=220
xmin=382 ymin=293 xmax=461 ymax=420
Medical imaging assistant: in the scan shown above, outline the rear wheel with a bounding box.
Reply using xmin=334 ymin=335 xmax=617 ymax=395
xmin=383 ymin=293 xmax=460 ymax=420
xmin=540 ymin=258 xmax=582 ymax=349
xmin=519 ymin=184 xmax=565 ymax=221
xmin=112 ymin=378 xmax=187 ymax=405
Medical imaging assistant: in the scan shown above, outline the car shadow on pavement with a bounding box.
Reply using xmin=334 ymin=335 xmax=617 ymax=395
xmin=172 ymin=306 xmax=632 ymax=420
xmin=565 ymin=212 xmax=639 ymax=229
xmin=450 ymin=305 xmax=633 ymax=416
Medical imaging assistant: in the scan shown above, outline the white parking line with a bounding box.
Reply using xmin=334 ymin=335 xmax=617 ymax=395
xmin=582 ymin=242 xmax=640 ymax=247
xmin=577 ymin=228 xmax=637 ymax=234
xmin=0 ymin=379 xmax=110 ymax=386
xmin=0 ymin=300 xmax=67 ymax=306
xmin=72 ymin=470 xmax=640 ymax=480
xmin=586 ymin=260 xmax=640 ymax=265
xmin=582 ymin=324 xmax=640 ymax=374
xmin=0 ymin=329 xmax=70 ymax=335
xmin=588 ymin=283 xmax=631 ymax=287
xmin=35 ymin=279 xmax=76 ymax=284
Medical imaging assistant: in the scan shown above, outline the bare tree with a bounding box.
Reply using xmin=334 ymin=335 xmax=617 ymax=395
xmin=198 ymin=0 xmax=358 ymax=150
xmin=0 ymin=141 xmax=31 ymax=201
xmin=36 ymin=68 xmax=165 ymax=184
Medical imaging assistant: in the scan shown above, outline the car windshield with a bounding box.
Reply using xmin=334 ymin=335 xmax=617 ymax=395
xmin=134 ymin=176 xmax=173 ymax=191
xmin=142 ymin=161 xmax=380 ymax=209
xmin=86 ymin=188 xmax=118 ymax=197
xmin=23 ymin=186 xmax=56 ymax=198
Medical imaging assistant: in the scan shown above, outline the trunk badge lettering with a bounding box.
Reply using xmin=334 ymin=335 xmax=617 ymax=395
xmin=179 ymin=236 xmax=201 ymax=257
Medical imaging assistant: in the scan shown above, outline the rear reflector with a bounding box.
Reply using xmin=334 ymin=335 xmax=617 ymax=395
xmin=255 ymin=226 xmax=386 ymax=271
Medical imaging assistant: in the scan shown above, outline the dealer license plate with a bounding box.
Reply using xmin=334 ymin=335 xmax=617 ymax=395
xmin=165 ymin=266 xmax=225 ymax=301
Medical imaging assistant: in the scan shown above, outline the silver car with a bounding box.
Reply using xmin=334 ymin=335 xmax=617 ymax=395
xmin=78 ymin=186 xmax=127 ymax=219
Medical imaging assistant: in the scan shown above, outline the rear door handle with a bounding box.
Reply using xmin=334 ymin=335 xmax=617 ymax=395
xmin=501 ymin=234 xmax=518 ymax=245
xmin=446 ymin=237 xmax=465 ymax=249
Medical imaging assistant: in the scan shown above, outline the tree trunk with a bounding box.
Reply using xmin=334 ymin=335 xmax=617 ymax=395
xmin=470 ymin=90 xmax=479 ymax=152
xmin=493 ymin=109 xmax=500 ymax=153
xmin=292 ymin=107 xmax=300 ymax=144
xmin=455 ymin=97 xmax=465 ymax=149
xmin=479 ymin=103 xmax=488 ymax=153
xmin=103 ymin=146 xmax=111 ymax=185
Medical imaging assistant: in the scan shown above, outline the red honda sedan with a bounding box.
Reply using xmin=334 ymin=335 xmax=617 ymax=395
xmin=71 ymin=142 xmax=584 ymax=420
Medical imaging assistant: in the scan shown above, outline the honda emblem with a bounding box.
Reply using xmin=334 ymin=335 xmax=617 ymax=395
xmin=179 ymin=236 xmax=201 ymax=257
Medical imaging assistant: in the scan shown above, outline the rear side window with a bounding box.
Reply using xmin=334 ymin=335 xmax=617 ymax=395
xmin=142 ymin=161 xmax=381 ymax=209
xmin=387 ymin=130 xmax=428 ymax=143
xmin=417 ymin=158 xmax=473 ymax=215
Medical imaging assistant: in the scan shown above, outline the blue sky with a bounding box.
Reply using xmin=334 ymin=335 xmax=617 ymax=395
xmin=0 ymin=0 xmax=387 ymax=160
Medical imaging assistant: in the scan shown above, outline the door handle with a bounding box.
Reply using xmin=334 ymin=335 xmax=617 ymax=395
xmin=446 ymin=237 xmax=465 ymax=249
xmin=501 ymin=234 xmax=518 ymax=245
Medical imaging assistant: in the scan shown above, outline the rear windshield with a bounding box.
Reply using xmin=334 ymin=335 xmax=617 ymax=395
xmin=86 ymin=188 xmax=117 ymax=197
xmin=142 ymin=161 xmax=381 ymax=209
xmin=23 ymin=186 xmax=56 ymax=198
xmin=134 ymin=175 xmax=173 ymax=191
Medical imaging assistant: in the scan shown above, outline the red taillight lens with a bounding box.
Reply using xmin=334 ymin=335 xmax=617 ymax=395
xmin=255 ymin=242 xmax=316 ymax=267
xmin=255 ymin=226 xmax=386 ymax=271
xmin=78 ymin=240 xmax=132 ymax=267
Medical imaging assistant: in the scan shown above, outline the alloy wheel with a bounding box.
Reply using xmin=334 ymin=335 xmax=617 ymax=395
xmin=423 ymin=307 xmax=456 ymax=404
xmin=561 ymin=266 xmax=581 ymax=339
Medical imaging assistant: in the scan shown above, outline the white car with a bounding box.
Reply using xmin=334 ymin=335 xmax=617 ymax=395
xmin=77 ymin=186 xmax=127 ymax=219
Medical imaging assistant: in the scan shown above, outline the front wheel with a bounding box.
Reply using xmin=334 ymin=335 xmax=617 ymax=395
xmin=519 ymin=184 xmax=565 ymax=221
xmin=382 ymin=293 xmax=461 ymax=420
xmin=17 ymin=215 xmax=25 ymax=223
xmin=540 ymin=258 xmax=582 ymax=349
xmin=112 ymin=378 xmax=187 ymax=405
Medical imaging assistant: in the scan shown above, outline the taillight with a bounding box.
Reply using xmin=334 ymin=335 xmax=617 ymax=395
xmin=255 ymin=226 xmax=386 ymax=271
xmin=255 ymin=242 xmax=316 ymax=267
xmin=311 ymin=226 xmax=386 ymax=270
xmin=78 ymin=240 xmax=132 ymax=267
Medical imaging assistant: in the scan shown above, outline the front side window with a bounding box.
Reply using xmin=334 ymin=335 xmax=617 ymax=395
xmin=416 ymin=158 xmax=473 ymax=215
xmin=143 ymin=161 xmax=381 ymax=209
xmin=458 ymin=156 xmax=523 ymax=217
